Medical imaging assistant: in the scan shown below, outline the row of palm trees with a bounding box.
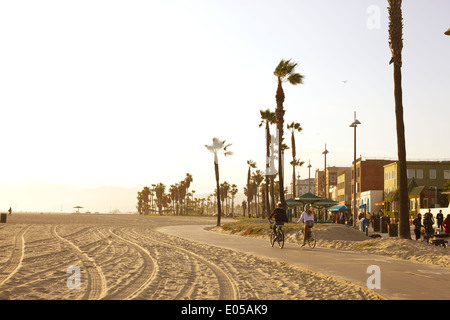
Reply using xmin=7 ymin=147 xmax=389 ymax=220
xmin=136 ymin=173 xmax=193 ymax=215
xmin=205 ymin=59 xmax=305 ymax=226
xmin=137 ymin=2 xmax=410 ymax=237
xmin=207 ymin=1 xmax=410 ymax=234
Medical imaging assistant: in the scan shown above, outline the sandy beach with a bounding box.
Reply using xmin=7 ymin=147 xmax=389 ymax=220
xmin=1 ymin=213 xmax=446 ymax=300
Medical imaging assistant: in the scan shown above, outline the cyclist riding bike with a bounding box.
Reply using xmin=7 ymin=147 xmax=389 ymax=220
xmin=297 ymin=208 xmax=314 ymax=246
xmin=268 ymin=202 xmax=289 ymax=240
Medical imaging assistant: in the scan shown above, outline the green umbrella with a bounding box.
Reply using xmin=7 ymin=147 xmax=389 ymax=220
xmin=296 ymin=192 xmax=322 ymax=203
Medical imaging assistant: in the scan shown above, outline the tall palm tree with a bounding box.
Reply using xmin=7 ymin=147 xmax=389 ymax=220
xmin=259 ymin=109 xmax=276 ymax=217
xmin=287 ymin=121 xmax=303 ymax=199
xmin=388 ymin=0 xmax=410 ymax=239
xmin=205 ymin=137 xmax=233 ymax=226
xmin=252 ymin=169 xmax=265 ymax=217
xmin=274 ymin=59 xmax=304 ymax=207
xmin=246 ymin=160 xmax=257 ymax=217
xmin=230 ymin=184 xmax=238 ymax=217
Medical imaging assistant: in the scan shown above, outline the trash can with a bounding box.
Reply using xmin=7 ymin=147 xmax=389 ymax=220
xmin=373 ymin=217 xmax=380 ymax=232
xmin=388 ymin=223 xmax=398 ymax=237
xmin=380 ymin=216 xmax=389 ymax=233
xmin=0 ymin=213 xmax=6 ymax=223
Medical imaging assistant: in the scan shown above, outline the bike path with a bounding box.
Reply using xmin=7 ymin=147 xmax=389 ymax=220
xmin=159 ymin=224 xmax=450 ymax=300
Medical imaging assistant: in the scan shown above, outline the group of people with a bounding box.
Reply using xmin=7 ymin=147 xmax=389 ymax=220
xmin=268 ymin=202 xmax=314 ymax=246
xmin=270 ymin=202 xmax=450 ymax=246
xmin=413 ymin=209 xmax=450 ymax=242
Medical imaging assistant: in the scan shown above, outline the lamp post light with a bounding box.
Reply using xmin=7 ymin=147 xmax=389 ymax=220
xmin=322 ymin=144 xmax=329 ymax=199
xmin=445 ymin=28 xmax=450 ymax=36
xmin=350 ymin=112 xmax=361 ymax=228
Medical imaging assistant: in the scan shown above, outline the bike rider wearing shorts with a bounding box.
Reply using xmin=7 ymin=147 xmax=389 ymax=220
xmin=268 ymin=202 xmax=288 ymax=239
xmin=297 ymin=207 xmax=314 ymax=246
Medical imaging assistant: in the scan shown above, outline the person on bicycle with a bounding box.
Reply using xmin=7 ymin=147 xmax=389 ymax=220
xmin=268 ymin=202 xmax=288 ymax=239
xmin=297 ymin=207 xmax=314 ymax=246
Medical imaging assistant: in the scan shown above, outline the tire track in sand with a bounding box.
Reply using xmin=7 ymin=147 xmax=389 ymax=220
xmin=129 ymin=228 xmax=240 ymax=300
xmin=0 ymin=225 xmax=30 ymax=287
xmin=51 ymin=225 xmax=108 ymax=300
xmin=103 ymin=227 xmax=158 ymax=300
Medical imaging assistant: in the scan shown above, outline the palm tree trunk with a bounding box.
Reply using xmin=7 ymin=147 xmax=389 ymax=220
xmin=389 ymin=0 xmax=410 ymax=239
xmin=265 ymin=122 xmax=271 ymax=218
xmin=275 ymin=79 xmax=286 ymax=207
xmin=215 ymin=162 xmax=222 ymax=226
xmin=291 ymin=132 xmax=297 ymax=218
xmin=394 ymin=62 xmax=410 ymax=239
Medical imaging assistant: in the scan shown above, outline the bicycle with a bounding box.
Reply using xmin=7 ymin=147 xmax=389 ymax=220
xmin=269 ymin=222 xmax=285 ymax=249
xmin=296 ymin=226 xmax=316 ymax=249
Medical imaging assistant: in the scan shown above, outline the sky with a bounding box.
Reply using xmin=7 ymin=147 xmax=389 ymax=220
xmin=0 ymin=0 xmax=449 ymax=199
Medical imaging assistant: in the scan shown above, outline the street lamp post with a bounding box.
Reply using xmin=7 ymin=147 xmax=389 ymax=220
xmin=322 ymin=144 xmax=329 ymax=199
xmin=350 ymin=112 xmax=361 ymax=228
xmin=308 ymin=160 xmax=312 ymax=193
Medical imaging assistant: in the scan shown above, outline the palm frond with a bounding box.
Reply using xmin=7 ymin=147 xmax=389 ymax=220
xmin=287 ymin=73 xmax=304 ymax=85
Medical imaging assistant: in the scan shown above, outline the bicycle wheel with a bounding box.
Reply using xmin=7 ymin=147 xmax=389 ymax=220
xmin=308 ymin=231 xmax=316 ymax=249
xmin=297 ymin=230 xmax=304 ymax=246
xmin=277 ymin=229 xmax=285 ymax=248
xmin=269 ymin=232 xmax=275 ymax=247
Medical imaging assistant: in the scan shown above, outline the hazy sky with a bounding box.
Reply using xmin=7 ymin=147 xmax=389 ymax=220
xmin=1 ymin=0 xmax=449 ymax=196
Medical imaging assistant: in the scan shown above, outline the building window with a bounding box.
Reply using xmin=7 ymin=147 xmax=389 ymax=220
xmin=416 ymin=169 xmax=423 ymax=179
xmin=430 ymin=169 xmax=436 ymax=179
xmin=444 ymin=170 xmax=450 ymax=180
xmin=407 ymin=169 xmax=415 ymax=179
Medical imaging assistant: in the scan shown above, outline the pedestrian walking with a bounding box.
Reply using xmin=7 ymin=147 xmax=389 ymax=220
xmin=412 ymin=213 xmax=423 ymax=241
xmin=436 ymin=210 xmax=444 ymax=231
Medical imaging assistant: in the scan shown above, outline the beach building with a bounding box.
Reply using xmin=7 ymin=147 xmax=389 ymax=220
xmin=350 ymin=158 xmax=392 ymax=213
xmin=337 ymin=168 xmax=351 ymax=207
xmin=383 ymin=160 xmax=450 ymax=218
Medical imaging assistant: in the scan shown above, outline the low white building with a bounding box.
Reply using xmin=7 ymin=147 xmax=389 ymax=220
xmin=360 ymin=190 xmax=384 ymax=214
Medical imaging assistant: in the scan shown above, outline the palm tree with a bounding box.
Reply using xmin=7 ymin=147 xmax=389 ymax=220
xmin=246 ymin=160 xmax=257 ymax=217
xmin=259 ymin=109 xmax=276 ymax=217
xmin=388 ymin=0 xmax=410 ymax=239
xmin=252 ymin=169 xmax=265 ymax=217
xmin=230 ymin=184 xmax=238 ymax=217
xmin=184 ymin=173 xmax=193 ymax=214
xmin=154 ymin=183 xmax=166 ymax=215
xmin=287 ymin=121 xmax=304 ymax=217
xmin=274 ymin=59 xmax=304 ymax=207
xmin=205 ymin=137 xmax=233 ymax=226
xmin=169 ymin=184 xmax=178 ymax=214
xmin=136 ymin=191 xmax=144 ymax=214
xmin=142 ymin=186 xmax=151 ymax=215
xmin=220 ymin=181 xmax=231 ymax=216
xmin=178 ymin=181 xmax=187 ymax=214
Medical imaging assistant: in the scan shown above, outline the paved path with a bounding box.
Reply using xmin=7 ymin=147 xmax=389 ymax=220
xmin=160 ymin=224 xmax=450 ymax=300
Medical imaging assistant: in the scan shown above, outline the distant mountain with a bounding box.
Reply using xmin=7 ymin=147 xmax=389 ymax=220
xmin=0 ymin=182 xmax=140 ymax=213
